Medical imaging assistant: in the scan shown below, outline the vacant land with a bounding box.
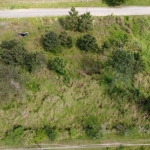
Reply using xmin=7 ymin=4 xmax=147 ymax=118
xmin=0 ymin=0 xmax=150 ymax=9
xmin=0 ymin=10 xmax=150 ymax=147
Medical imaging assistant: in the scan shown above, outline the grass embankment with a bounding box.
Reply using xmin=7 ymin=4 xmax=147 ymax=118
xmin=0 ymin=0 xmax=150 ymax=9
xmin=0 ymin=13 xmax=150 ymax=148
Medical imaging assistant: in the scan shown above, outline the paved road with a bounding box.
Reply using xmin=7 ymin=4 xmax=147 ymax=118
xmin=0 ymin=7 xmax=150 ymax=18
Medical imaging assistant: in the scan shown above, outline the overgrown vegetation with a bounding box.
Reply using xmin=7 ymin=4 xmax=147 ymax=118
xmin=0 ymin=8 xmax=150 ymax=146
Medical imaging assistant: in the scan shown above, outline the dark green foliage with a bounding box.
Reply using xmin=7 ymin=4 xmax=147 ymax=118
xmin=110 ymin=49 xmax=135 ymax=77
xmin=50 ymin=57 xmax=66 ymax=75
xmin=63 ymin=7 xmax=79 ymax=31
xmin=0 ymin=40 xmax=27 ymax=66
xmin=62 ymin=7 xmax=93 ymax=32
xmin=0 ymin=39 xmax=19 ymax=50
xmin=85 ymin=116 xmax=102 ymax=139
xmin=78 ymin=12 xmax=93 ymax=32
xmin=43 ymin=31 xmax=61 ymax=53
xmin=77 ymin=34 xmax=99 ymax=52
xmin=108 ymin=49 xmax=145 ymax=81
xmin=45 ymin=126 xmax=57 ymax=141
xmin=103 ymin=0 xmax=126 ymax=6
xmin=140 ymin=96 xmax=150 ymax=114
xmin=0 ymin=39 xmax=47 ymax=72
xmin=24 ymin=52 xmax=47 ymax=72
xmin=133 ymin=52 xmax=145 ymax=74
xmin=59 ymin=31 xmax=73 ymax=48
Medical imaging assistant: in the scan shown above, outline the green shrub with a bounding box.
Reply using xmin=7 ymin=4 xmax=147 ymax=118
xmin=45 ymin=126 xmax=57 ymax=141
xmin=26 ymin=80 xmax=40 ymax=92
xmin=109 ymin=49 xmax=135 ymax=77
xmin=78 ymin=12 xmax=93 ymax=32
xmin=59 ymin=31 xmax=73 ymax=48
xmin=34 ymin=128 xmax=47 ymax=142
xmin=43 ymin=31 xmax=61 ymax=53
xmin=4 ymin=126 xmax=24 ymax=145
xmin=77 ymin=34 xmax=99 ymax=52
xmin=0 ymin=39 xmax=19 ymax=50
xmin=103 ymin=0 xmax=126 ymax=6
xmin=50 ymin=57 xmax=66 ymax=75
xmin=63 ymin=7 xmax=79 ymax=31
xmin=85 ymin=116 xmax=102 ymax=139
xmin=0 ymin=40 xmax=27 ymax=66
xmin=108 ymin=49 xmax=145 ymax=82
xmin=24 ymin=52 xmax=47 ymax=72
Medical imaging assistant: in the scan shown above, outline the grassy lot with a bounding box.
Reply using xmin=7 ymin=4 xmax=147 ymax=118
xmin=0 ymin=12 xmax=150 ymax=146
xmin=0 ymin=0 xmax=150 ymax=9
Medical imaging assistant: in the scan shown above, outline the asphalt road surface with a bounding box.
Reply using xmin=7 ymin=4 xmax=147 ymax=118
xmin=0 ymin=7 xmax=150 ymax=18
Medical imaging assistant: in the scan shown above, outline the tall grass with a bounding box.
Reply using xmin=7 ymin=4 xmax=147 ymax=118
xmin=0 ymin=15 xmax=150 ymax=145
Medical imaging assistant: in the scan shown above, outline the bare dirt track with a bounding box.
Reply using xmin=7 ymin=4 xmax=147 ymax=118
xmin=1 ymin=143 xmax=150 ymax=150
xmin=0 ymin=7 xmax=150 ymax=18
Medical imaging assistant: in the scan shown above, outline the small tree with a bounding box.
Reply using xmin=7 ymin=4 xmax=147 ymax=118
xmin=50 ymin=57 xmax=66 ymax=75
xmin=63 ymin=7 xmax=79 ymax=31
xmin=43 ymin=31 xmax=61 ymax=53
xmin=78 ymin=12 xmax=93 ymax=32
xmin=59 ymin=31 xmax=73 ymax=48
xmin=77 ymin=34 xmax=99 ymax=52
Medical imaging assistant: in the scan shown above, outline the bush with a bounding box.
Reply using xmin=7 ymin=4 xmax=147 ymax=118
xmin=59 ymin=31 xmax=73 ymax=48
xmin=50 ymin=57 xmax=66 ymax=75
xmin=0 ymin=40 xmax=27 ymax=66
xmin=43 ymin=31 xmax=61 ymax=53
xmin=4 ymin=126 xmax=24 ymax=145
xmin=103 ymin=0 xmax=126 ymax=6
xmin=109 ymin=49 xmax=135 ymax=78
xmin=0 ymin=39 xmax=19 ymax=50
xmin=45 ymin=126 xmax=57 ymax=141
xmin=109 ymin=49 xmax=145 ymax=80
xmin=77 ymin=34 xmax=99 ymax=52
xmin=85 ymin=116 xmax=102 ymax=139
xmin=78 ymin=12 xmax=93 ymax=32
xmin=24 ymin=52 xmax=47 ymax=72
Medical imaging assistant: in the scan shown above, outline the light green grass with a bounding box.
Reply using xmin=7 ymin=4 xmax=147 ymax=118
xmin=0 ymin=0 xmax=150 ymax=9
